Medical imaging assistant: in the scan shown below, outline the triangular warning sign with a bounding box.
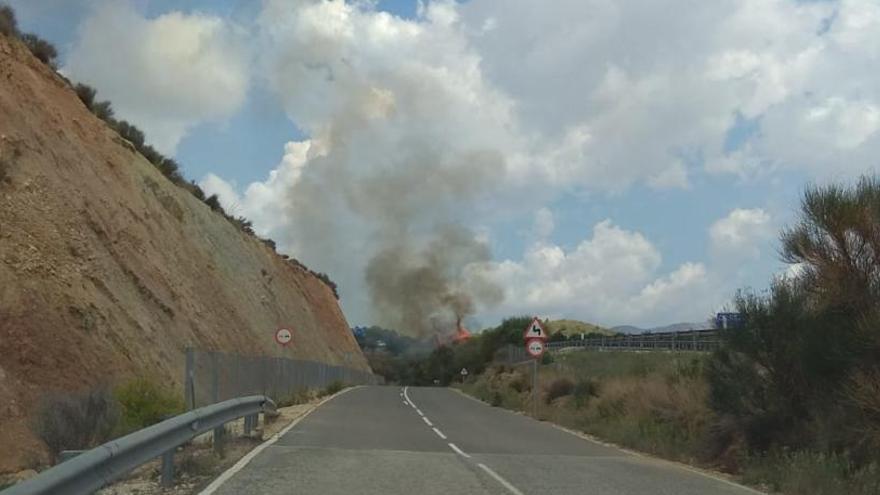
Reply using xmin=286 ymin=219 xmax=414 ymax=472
xmin=523 ymin=317 xmax=547 ymax=340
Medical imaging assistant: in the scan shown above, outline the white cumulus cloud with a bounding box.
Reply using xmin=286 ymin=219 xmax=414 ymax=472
xmin=486 ymin=220 xmax=712 ymax=326
xmin=64 ymin=1 xmax=250 ymax=154
xmin=710 ymin=208 xmax=773 ymax=259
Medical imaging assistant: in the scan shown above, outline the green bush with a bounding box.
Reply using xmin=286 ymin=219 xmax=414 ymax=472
xmin=91 ymin=100 xmax=114 ymax=122
xmin=204 ymin=194 xmax=224 ymax=213
xmin=74 ymin=83 xmax=97 ymax=111
xmin=20 ymin=33 xmax=57 ymax=67
xmin=1 ymin=4 xmax=18 ymax=37
xmin=572 ymin=378 xmax=599 ymax=407
xmin=114 ymin=378 xmax=183 ymax=431
xmin=31 ymin=386 xmax=120 ymax=461
xmin=277 ymin=388 xmax=312 ymax=407
xmin=321 ymin=381 xmax=345 ymax=397
xmin=114 ymin=120 xmax=146 ymax=149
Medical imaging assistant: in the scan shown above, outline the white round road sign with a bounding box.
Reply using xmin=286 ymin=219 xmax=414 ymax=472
xmin=275 ymin=328 xmax=293 ymax=346
xmin=526 ymin=338 xmax=545 ymax=358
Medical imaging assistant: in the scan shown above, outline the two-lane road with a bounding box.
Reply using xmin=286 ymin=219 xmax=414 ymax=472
xmin=205 ymin=386 xmax=760 ymax=495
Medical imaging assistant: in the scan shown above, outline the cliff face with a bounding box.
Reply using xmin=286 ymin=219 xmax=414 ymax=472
xmin=0 ymin=36 xmax=369 ymax=471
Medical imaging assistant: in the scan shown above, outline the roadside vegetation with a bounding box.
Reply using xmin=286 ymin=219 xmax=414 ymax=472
xmin=450 ymin=176 xmax=880 ymax=495
xmin=0 ymin=3 xmax=340 ymax=298
xmin=31 ymin=378 xmax=182 ymax=463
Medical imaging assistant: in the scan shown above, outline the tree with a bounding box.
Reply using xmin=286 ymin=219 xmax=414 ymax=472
xmin=709 ymin=176 xmax=880 ymax=458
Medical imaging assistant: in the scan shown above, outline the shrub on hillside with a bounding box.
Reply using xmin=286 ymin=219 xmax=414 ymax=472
xmin=31 ymin=386 xmax=120 ymax=461
xmin=261 ymin=237 xmax=277 ymax=251
xmin=204 ymin=194 xmax=224 ymax=213
xmin=114 ymin=120 xmax=146 ymax=149
xmin=544 ymin=377 xmax=574 ymax=404
xmin=312 ymin=271 xmax=339 ymax=299
xmin=156 ymin=158 xmax=183 ymax=183
xmin=74 ymin=83 xmax=97 ymax=110
xmin=91 ymin=100 xmax=114 ymax=122
xmin=231 ymin=216 xmax=255 ymax=235
xmin=186 ymin=181 xmax=207 ymax=201
xmin=114 ymin=377 xmax=183 ymax=431
xmin=20 ymin=33 xmax=57 ymax=67
xmin=0 ymin=4 xmax=18 ymax=37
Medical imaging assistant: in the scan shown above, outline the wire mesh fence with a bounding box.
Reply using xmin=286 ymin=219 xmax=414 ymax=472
xmin=184 ymin=348 xmax=381 ymax=409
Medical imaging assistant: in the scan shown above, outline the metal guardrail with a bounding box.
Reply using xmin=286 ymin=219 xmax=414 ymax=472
xmin=546 ymin=328 xmax=720 ymax=352
xmin=494 ymin=328 xmax=722 ymax=363
xmin=2 ymin=395 xmax=276 ymax=495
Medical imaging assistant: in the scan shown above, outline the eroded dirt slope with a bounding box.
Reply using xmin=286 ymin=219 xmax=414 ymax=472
xmin=0 ymin=36 xmax=369 ymax=472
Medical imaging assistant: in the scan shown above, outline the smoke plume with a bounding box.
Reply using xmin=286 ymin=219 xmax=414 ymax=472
xmin=205 ymin=0 xmax=518 ymax=335
xmin=366 ymin=225 xmax=504 ymax=337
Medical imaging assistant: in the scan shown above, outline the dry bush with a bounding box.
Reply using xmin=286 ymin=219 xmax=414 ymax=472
xmin=20 ymin=33 xmax=57 ymax=67
xmin=74 ymin=83 xmax=97 ymax=110
xmin=544 ymin=377 xmax=574 ymax=404
xmin=32 ymin=386 xmax=120 ymax=461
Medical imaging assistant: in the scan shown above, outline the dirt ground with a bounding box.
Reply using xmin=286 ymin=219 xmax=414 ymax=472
xmin=0 ymin=33 xmax=369 ymax=473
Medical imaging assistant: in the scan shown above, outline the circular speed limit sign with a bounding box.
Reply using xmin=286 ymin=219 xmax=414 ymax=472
xmin=526 ymin=338 xmax=545 ymax=358
xmin=275 ymin=328 xmax=293 ymax=346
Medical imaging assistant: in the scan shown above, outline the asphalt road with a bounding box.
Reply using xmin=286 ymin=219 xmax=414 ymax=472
xmin=205 ymin=386 xmax=760 ymax=495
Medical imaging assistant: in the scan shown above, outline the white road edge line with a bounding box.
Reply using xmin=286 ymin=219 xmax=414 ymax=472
xmin=403 ymin=386 xmax=418 ymax=409
xmin=422 ymin=416 xmax=433 ymax=426
xmin=432 ymin=427 xmax=447 ymax=440
xmin=197 ymin=386 xmax=359 ymax=495
xmin=416 ymin=409 xmax=424 ymax=416
xmin=478 ymin=463 xmax=525 ymax=495
xmin=447 ymin=442 xmax=471 ymax=458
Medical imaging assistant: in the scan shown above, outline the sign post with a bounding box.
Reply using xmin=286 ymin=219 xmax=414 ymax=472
xmin=460 ymin=368 xmax=468 ymax=383
xmin=523 ymin=317 xmax=547 ymax=418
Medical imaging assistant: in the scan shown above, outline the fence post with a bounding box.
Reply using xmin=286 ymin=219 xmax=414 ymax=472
xmin=184 ymin=347 xmax=195 ymax=410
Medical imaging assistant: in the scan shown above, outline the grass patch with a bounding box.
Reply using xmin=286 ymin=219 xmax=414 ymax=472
xmin=741 ymin=451 xmax=880 ymax=495
xmin=276 ymin=388 xmax=314 ymax=407
xmin=320 ymin=381 xmax=345 ymax=397
xmin=114 ymin=377 xmax=184 ymax=432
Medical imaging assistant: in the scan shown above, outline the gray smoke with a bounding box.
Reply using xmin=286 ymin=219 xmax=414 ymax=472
xmin=280 ymin=136 xmax=507 ymax=337
xmin=366 ymin=225 xmax=504 ymax=338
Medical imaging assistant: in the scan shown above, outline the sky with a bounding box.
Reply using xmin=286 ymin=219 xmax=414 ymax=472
xmin=8 ymin=0 xmax=880 ymax=330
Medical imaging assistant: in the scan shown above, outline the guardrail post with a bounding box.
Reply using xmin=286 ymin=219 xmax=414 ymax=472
xmin=160 ymin=450 xmax=174 ymax=487
xmin=213 ymin=426 xmax=225 ymax=456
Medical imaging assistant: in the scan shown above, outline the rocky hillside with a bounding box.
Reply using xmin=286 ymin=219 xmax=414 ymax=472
xmin=0 ymin=35 xmax=369 ymax=472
